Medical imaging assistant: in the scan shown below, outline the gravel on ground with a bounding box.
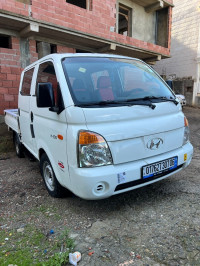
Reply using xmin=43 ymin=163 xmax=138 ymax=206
xmin=0 ymin=106 xmax=200 ymax=265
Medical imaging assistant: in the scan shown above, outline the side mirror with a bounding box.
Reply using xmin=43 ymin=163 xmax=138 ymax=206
xmin=36 ymin=83 xmax=55 ymax=108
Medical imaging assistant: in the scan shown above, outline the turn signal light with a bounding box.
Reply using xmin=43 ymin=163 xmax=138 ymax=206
xmin=58 ymin=134 xmax=63 ymax=140
xmin=79 ymin=131 xmax=105 ymax=145
xmin=184 ymin=117 xmax=189 ymax=127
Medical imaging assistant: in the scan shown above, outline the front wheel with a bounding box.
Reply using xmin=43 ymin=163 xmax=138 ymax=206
xmin=40 ymin=154 xmax=66 ymax=198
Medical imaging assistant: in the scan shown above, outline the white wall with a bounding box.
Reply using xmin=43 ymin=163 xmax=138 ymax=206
xmin=154 ymin=0 xmax=200 ymax=80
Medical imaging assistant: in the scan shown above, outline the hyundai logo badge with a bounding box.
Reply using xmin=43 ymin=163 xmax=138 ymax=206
xmin=147 ymin=138 xmax=163 ymax=150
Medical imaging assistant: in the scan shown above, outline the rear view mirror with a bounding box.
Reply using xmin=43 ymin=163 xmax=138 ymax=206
xmin=36 ymin=82 xmax=55 ymax=108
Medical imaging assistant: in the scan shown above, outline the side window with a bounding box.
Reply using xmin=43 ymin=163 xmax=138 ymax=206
xmin=21 ymin=68 xmax=34 ymax=96
xmin=36 ymin=61 xmax=60 ymax=107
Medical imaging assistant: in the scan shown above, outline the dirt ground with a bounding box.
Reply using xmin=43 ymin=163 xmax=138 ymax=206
xmin=0 ymin=106 xmax=200 ymax=265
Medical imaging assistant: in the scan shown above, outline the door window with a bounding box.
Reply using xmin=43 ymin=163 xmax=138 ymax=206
xmin=36 ymin=61 xmax=61 ymax=107
xmin=21 ymin=68 xmax=34 ymax=96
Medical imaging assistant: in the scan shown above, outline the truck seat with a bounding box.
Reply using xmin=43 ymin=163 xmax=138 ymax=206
xmin=96 ymin=76 xmax=114 ymax=101
xmin=72 ymin=79 xmax=91 ymax=102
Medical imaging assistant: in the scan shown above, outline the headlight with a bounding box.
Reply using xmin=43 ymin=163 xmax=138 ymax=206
xmin=183 ymin=117 xmax=190 ymax=145
xmin=78 ymin=131 xmax=113 ymax=167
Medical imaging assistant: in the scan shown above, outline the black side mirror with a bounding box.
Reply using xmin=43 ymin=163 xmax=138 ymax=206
xmin=36 ymin=83 xmax=55 ymax=108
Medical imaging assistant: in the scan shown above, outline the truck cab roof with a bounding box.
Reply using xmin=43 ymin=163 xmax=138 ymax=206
xmin=24 ymin=53 xmax=141 ymax=71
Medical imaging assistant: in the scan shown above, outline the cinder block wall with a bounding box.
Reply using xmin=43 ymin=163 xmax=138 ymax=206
xmin=154 ymin=0 xmax=200 ymax=79
xmin=0 ymin=37 xmax=22 ymax=114
xmin=0 ymin=0 xmax=173 ymax=114
xmin=0 ymin=0 xmax=172 ymax=56
xmin=0 ymin=37 xmax=75 ymax=114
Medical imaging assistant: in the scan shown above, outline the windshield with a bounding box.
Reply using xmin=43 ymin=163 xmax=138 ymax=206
xmin=62 ymin=57 xmax=175 ymax=106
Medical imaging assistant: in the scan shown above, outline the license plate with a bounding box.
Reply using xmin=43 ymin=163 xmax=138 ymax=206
xmin=142 ymin=157 xmax=178 ymax=179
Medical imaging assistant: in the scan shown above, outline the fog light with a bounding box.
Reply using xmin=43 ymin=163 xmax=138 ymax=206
xmin=93 ymin=182 xmax=108 ymax=195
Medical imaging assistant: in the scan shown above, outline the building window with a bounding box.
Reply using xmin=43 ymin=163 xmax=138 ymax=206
xmin=118 ymin=4 xmax=132 ymax=37
xmin=0 ymin=34 xmax=12 ymax=49
xmin=66 ymin=0 xmax=91 ymax=10
xmin=50 ymin=44 xmax=57 ymax=54
xmin=156 ymin=8 xmax=168 ymax=47
xmin=36 ymin=41 xmax=57 ymax=54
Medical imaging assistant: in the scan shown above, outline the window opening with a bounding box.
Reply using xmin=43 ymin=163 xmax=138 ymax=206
xmin=50 ymin=44 xmax=57 ymax=54
xmin=118 ymin=4 xmax=132 ymax=37
xmin=36 ymin=41 xmax=40 ymax=53
xmin=0 ymin=34 xmax=12 ymax=49
xmin=156 ymin=8 xmax=168 ymax=47
xmin=66 ymin=0 xmax=91 ymax=10
xmin=36 ymin=42 xmax=57 ymax=54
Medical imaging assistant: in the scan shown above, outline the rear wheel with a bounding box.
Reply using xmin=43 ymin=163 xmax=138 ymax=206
xmin=40 ymin=153 xmax=66 ymax=198
xmin=13 ymin=133 xmax=24 ymax=158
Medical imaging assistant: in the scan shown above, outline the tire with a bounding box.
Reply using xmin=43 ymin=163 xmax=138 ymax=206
xmin=40 ymin=153 xmax=66 ymax=198
xmin=13 ymin=133 xmax=24 ymax=158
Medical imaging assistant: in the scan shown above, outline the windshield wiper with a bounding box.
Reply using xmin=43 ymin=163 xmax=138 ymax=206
xmin=76 ymin=100 xmax=123 ymax=107
xmin=141 ymin=96 xmax=179 ymax=105
xmin=76 ymin=100 xmax=156 ymax=109
xmin=125 ymin=98 xmax=156 ymax=109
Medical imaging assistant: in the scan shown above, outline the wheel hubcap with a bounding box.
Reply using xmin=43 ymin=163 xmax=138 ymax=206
xmin=43 ymin=162 xmax=55 ymax=191
xmin=15 ymin=141 xmax=20 ymax=154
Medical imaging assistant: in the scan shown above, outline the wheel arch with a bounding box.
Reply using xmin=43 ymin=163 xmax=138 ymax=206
xmin=37 ymin=143 xmax=70 ymax=190
xmin=38 ymin=147 xmax=60 ymax=186
xmin=39 ymin=148 xmax=46 ymax=161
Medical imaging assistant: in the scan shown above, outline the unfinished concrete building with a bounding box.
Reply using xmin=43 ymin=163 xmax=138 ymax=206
xmin=0 ymin=0 xmax=173 ymax=114
xmin=154 ymin=0 xmax=200 ymax=106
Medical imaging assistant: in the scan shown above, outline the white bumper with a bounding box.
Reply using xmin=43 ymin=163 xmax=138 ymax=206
xmin=68 ymin=142 xmax=193 ymax=200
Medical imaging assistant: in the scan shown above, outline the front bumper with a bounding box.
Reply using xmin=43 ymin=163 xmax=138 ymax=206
xmin=68 ymin=142 xmax=193 ymax=200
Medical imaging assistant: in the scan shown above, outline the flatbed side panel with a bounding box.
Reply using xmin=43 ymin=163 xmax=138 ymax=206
xmin=4 ymin=109 xmax=20 ymax=134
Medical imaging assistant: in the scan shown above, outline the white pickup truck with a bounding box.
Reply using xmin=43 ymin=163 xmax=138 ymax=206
xmin=4 ymin=53 xmax=193 ymax=200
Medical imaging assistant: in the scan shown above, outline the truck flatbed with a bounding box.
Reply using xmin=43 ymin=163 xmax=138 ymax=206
xmin=4 ymin=109 xmax=20 ymax=134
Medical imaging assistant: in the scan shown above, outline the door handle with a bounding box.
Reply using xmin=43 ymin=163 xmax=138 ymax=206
xmin=31 ymin=112 xmax=34 ymax=122
xmin=30 ymin=112 xmax=35 ymax=138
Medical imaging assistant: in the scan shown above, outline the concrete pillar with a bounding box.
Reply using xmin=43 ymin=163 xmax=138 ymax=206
xmin=37 ymin=42 xmax=51 ymax=59
xmin=20 ymin=38 xmax=30 ymax=68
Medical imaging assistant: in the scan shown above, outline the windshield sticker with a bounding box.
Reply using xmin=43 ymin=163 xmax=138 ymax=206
xmin=79 ymin=67 xmax=86 ymax=73
xmin=117 ymin=172 xmax=126 ymax=184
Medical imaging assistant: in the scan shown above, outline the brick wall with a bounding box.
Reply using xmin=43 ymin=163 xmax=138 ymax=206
xmin=0 ymin=37 xmax=74 ymax=114
xmin=32 ymin=0 xmax=172 ymax=56
xmin=0 ymin=0 xmax=172 ymax=57
xmin=0 ymin=0 xmax=29 ymax=16
xmin=29 ymin=40 xmax=38 ymax=64
xmin=0 ymin=0 xmax=174 ymax=114
xmin=0 ymin=37 xmax=22 ymax=114
xmin=57 ymin=46 xmax=75 ymax=53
